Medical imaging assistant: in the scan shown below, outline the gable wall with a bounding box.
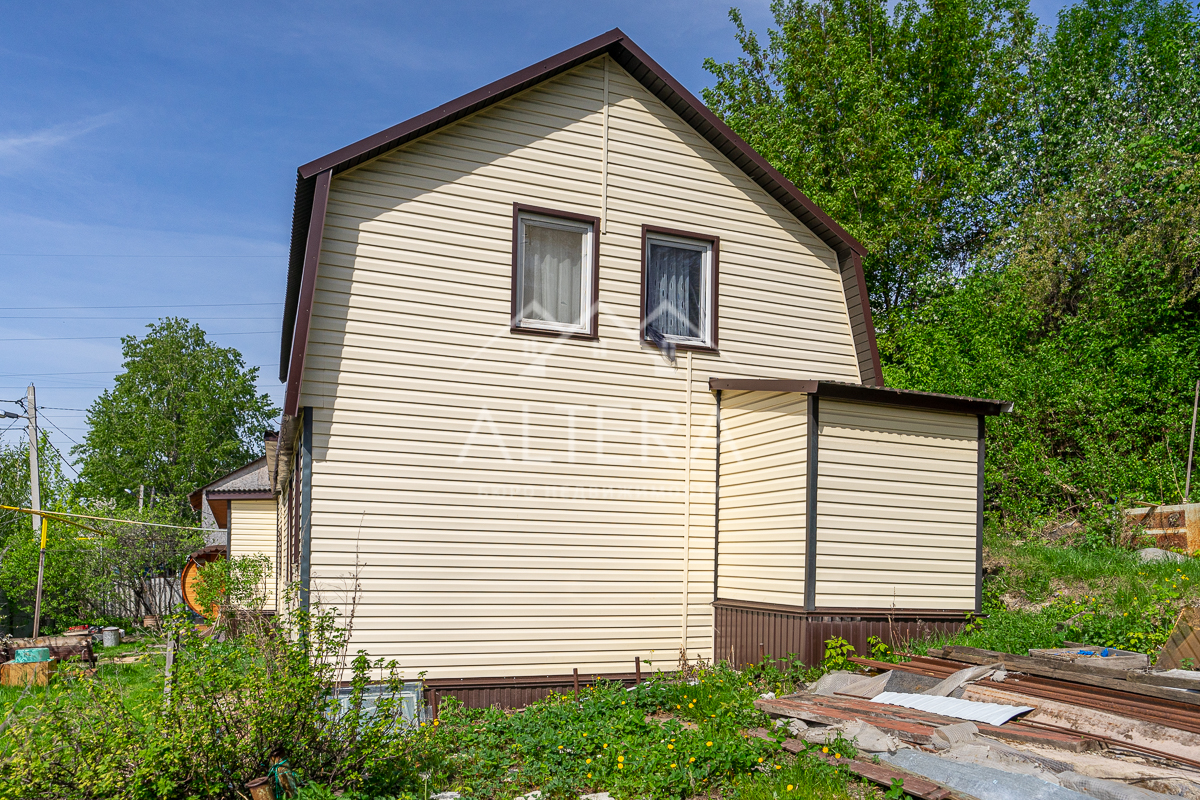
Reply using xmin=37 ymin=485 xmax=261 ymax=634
xmin=297 ymin=56 xmax=861 ymax=678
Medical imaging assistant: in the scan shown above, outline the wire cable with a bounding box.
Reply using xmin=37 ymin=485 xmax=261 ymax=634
xmin=0 ymin=504 xmax=210 ymax=532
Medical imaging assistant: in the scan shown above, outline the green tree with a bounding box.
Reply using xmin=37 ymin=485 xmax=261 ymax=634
xmin=703 ymin=0 xmax=1035 ymax=319
xmin=1002 ymin=0 xmax=1200 ymax=209
xmin=73 ymin=318 xmax=278 ymax=521
xmin=0 ymin=434 xmax=85 ymax=634
xmin=883 ymin=140 xmax=1200 ymax=522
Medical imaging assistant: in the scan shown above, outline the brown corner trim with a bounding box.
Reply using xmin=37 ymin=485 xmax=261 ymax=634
xmin=510 ymin=203 xmax=601 ymax=340
xmin=706 ymin=378 xmax=1009 ymax=416
xmin=284 ymin=168 xmax=332 ymax=418
xmin=712 ymin=598 xmax=975 ymax=620
xmin=639 ymin=225 xmax=719 ymax=351
xmin=976 ymin=415 xmax=986 ymax=614
xmin=804 ymin=395 xmax=819 ymax=611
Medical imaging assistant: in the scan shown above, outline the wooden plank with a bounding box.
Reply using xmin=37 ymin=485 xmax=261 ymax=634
xmin=781 ymin=741 xmax=954 ymax=800
xmin=0 ymin=660 xmax=56 ymax=687
xmin=756 ymin=697 xmax=937 ymax=745
xmin=943 ymin=645 xmax=1200 ymax=707
xmin=964 ymin=682 xmax=1200 ymax=766
xmin=1125 ymin=671 xmax=1200 ymax=691
xmin=1156 ymin=607 xmax=1200 ymax=671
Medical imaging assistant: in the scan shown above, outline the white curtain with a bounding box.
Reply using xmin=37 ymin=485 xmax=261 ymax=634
xmin=522 ymin=221 xmax=584 ymax=327
xmin=646 ymin=241 xmax=704 ymax=339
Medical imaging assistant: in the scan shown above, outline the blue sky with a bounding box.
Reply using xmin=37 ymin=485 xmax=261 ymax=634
xmin=0 ymin=0 xmax=1069 ymax=473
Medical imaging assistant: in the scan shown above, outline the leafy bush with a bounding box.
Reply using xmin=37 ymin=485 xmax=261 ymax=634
xmin=0 ymin=602 xmax=420 ymax=799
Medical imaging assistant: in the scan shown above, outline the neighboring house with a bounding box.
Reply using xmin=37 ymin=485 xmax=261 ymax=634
xmin=271 ymin=28 xmax=1008 ymax=703
xmin=189 ymin=441 xmax=279 ymax=612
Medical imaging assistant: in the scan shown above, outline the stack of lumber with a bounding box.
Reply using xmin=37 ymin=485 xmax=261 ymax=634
xmin=752 ymin=639 xmax=1200 ymax=798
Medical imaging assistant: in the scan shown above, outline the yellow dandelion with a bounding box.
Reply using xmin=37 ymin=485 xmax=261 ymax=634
xmin=757 ymin=758 xmax=764 ymax=763
xmin=582 ymin=733 xmax=587 ymax=737
xmin=621 ymin=701 xmax=626 ymax=705
xmin=775 ymin=764 xmax=782 ymax=770
xmin=558 ymin=745 xmax=564 ymax=750
xmin=706 ymin=741 xmax=713 ymax=747
xmin=688 ymin=703 xmax=695 ymax=708
xmin=822 ymin=747 xmax=828 ymax=754
xmin=433 ymin=719 xmax=440 ymax=726
xmin=618 ymin=764 xmax=624 ymax=770
xmin=668 ymin=744 xmax=674 ymax=750
xmin=420 ymin=722 xmax=426 ymax=727
xmin=671 ymin=763 xmax=677 ymax=768
xmin=834 ymin=753 xmax=841 ymax=759
xmin=586 ymin=759 xmax=592 ymax=764
xmin=618 ymin=756 xmax=624 ymax=762
xmin=587 ymin=773 xmax=592 ymax=779
xmin=689 ymin=757 xmax=696 ymax=763
xmin=787 ymin=786 xmax=794 ymax=792
xmin=603 ymin=744 xmax=608 ymax=749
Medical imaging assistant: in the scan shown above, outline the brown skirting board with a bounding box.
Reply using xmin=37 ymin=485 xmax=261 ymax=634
xmin=713 ymin=598 xmax=971 ymax=667
xmin=425 ymin=671 xmax=640 ymax=714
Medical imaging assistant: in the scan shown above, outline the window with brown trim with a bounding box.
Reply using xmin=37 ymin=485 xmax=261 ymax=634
xmin=511 ymin=203 xmax=600 ymax=339
xmin=640 ymin=225 xmax=718 ymax=351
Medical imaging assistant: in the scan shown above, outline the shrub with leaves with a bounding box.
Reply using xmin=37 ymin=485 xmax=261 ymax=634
xmin=0 ymin=600 xmax=420 ymax=799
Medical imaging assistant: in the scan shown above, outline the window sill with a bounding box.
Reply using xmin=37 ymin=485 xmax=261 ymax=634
xmin=511 ymin=324 xmax=599 ymax=342
xmin=642 ymin=338 xmax=719 ymax=354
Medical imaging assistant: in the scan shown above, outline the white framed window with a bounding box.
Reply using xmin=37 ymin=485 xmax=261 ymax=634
xmin=512 ymin=205 xmax=598 ymax=337
xmin=642 ymin=227 xmax=717 ymax=349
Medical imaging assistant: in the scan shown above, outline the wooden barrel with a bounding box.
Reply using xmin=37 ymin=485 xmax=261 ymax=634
xmin=181 ymin=544 xmax=226 ymax=616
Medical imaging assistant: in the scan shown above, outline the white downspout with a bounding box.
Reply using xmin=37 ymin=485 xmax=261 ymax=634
xmin=682 ymin=351 xmax=693 ymax=649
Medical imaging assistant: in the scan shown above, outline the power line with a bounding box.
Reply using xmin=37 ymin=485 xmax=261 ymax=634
xmin=0 ymin=365 xmax=272 ymax=377
xmin=37 ymin=409 xmax=81 ymax=447
xmin=0 ymin=302 xmax=281 ymax=310
xmin=0 ymin=315 xmax=281 ymax=320
xmin=0 ymin=330 xmax=276 ymax=341
xmin=0 ymin=254 xmax=281 ymax=258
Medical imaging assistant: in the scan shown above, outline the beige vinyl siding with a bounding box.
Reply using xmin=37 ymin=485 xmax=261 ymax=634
xmin=814 ymin=400 xmax=978 ymax=610
xmin=297 ymin=56 xmax=862 ymax=679
xmin=230 ymin=499 xmax=278 ymax=612
xmin=716 ymin=391 xmax=808 ymax=606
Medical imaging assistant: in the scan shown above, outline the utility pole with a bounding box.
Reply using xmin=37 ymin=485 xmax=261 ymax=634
xmin=27 ymin=383 xmax=47 ymax=638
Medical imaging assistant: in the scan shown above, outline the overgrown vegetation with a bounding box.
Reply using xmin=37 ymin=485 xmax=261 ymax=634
xmin=912 ymin=531 xmax=1200 ymax=656
xmin=709 ymin=0 xmax=1200 ymax=521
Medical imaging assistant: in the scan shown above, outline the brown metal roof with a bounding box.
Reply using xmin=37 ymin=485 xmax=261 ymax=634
xmin=280 ymin=28 xmax=877 ymax=413
xmin=708 ymin=378 xmax=1012 ymax=416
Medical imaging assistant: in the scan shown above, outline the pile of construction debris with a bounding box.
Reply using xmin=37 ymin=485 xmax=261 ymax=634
xmin=754 ymin=632 xmax=1200 ymax=800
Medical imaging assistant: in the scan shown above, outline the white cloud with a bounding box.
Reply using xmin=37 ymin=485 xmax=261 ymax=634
xmin=0 ymin=113 xmax=118 ymax=168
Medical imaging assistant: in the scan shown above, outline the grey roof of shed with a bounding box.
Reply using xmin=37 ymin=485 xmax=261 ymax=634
xmin=187 ymin=456 xmax=271 ymax=511
xmin=278 ymin=28 xmax=880 ymax=410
